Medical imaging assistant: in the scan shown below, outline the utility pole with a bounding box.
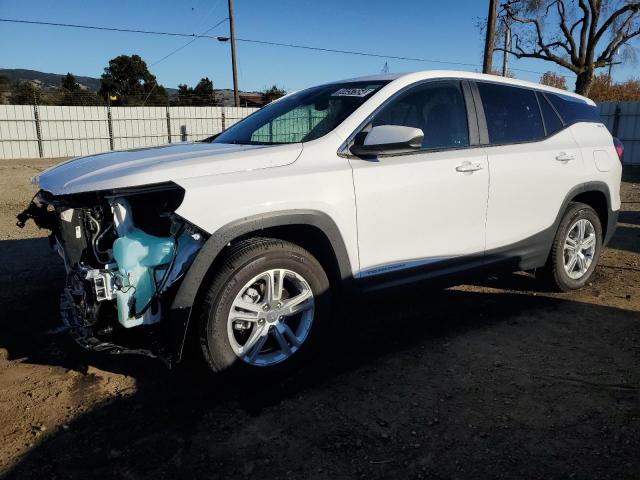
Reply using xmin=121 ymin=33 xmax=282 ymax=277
xmin=228 ymin=0 xmax=240 ymax=107
xmin=501 ymin=17 xmax=510 ymax=76
xmin=482 ymin=0 xmax=498 ymax=74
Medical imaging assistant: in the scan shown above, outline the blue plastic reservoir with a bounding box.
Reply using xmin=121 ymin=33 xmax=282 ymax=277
xmin=112 ymin=228 xmax=176 ymax=328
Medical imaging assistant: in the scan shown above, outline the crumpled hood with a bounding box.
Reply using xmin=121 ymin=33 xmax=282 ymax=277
xmin=35 ymin=142 xmax=303 ymax=195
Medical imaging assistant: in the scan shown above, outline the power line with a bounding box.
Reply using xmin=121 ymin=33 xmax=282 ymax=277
xmin=0 ymin=18 xmax=222 ymax=39
xmin=192 ymin=0 xmax=224 ymax=33
xmin=0 ymin=17 xmax=571 ymax=77
xmin=233 ymin=37 xmax=567 ymax=76
xmin=150 ymin=18 xmax=228 ymax=66
xmin=234 ymin=37 xmax=475 ymax=66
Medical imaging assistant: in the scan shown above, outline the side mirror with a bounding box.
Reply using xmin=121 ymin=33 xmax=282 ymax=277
xmin=350 ymin=125 xmax=424 ymax=157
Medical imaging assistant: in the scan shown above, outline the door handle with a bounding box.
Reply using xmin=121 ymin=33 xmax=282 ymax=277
xmin=456 ymin=162 xmax=483 ymax=173
xmin=555 ymin=152 xmax=576 ymax=162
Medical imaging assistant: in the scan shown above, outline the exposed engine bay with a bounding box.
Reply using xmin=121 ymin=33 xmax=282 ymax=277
xmin=17 ymin=183 xmax=206 ymax=362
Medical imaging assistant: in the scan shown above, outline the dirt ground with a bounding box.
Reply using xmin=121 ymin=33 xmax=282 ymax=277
xmin=0 ymin=158 xmax=638 ymax=480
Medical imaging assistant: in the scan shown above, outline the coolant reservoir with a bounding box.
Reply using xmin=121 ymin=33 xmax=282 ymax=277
xmin=112 ymin=227 xmax=176 ymax=328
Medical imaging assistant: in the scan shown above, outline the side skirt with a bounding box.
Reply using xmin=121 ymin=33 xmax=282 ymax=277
xmin=356 ymin=227 xmax=554 ymax=293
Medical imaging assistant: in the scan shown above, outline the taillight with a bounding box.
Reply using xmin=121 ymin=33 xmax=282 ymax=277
xmin=613 ymin=137 xmax=624 ymax=163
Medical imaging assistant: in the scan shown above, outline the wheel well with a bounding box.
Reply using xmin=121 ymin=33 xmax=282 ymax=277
xmin=251 ymin=224 xmax=344 ymax=292
xmin=194 ymin=224 xmax=345 ymax=303
xmin=571 ymin=190 xmax=608 ymax=234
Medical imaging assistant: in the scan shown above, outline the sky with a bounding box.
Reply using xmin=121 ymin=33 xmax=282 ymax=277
xmin=0 ymin=0 xmax=637 ymax=93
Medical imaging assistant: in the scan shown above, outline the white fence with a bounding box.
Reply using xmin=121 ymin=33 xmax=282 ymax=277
xmin=0 ymin=105 xmax=258 ymax=159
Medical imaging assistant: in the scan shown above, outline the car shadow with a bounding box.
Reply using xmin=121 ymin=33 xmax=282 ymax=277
xmin=607 ymin=225 xmax=640 ymax=254
xmin=2 ymin=235 xmax=640 ymax=479
xmin=618 ymin=210 xmax=640 ymax=226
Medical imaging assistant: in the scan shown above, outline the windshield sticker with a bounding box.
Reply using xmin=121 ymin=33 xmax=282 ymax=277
xmin=331 ymin=87 xmax=376 ymax=97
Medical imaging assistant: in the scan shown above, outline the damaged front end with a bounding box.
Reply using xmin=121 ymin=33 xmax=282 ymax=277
xmin=18 ymin=183 xmax=206 ymax=365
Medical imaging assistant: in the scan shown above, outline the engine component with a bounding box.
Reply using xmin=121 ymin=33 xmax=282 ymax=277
xmin=57 ymin=208 xmax=90 ymax=267
xmin=85 ymin=267 xmax=117 ymax=302
xmin=111 ymin=197 xmax=177 ymax=328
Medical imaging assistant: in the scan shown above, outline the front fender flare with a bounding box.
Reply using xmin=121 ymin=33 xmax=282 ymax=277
xmin=171 ymin=209 xmax=353 ymax=310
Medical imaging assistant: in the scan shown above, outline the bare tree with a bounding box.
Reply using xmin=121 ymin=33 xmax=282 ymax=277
xmin=499 ymin=0 xmax=640 ymax=95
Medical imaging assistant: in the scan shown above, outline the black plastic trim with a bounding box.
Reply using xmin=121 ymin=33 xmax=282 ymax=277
xmin=171 ymin=209 xmax=353 ymax=310
xmin=535 ymin=91 xmax=548 ymax=137
xmin=350 ymin=139 xmax=422 ymax=157
xmin=540 ymin=92 xmax=567 ymax=126
xmin=469 ymin=81 xmax=490 ymax=145
xmin=461 ymin=80 xmax=481 ymax=146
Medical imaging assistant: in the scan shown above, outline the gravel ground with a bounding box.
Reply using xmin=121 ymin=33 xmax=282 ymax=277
xmin=0 ymin=158 xmax=639 ymax=480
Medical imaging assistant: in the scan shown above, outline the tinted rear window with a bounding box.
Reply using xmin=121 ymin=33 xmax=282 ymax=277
xmin=477 ymin=82 xmax=544 ymax=144
xmin=537 ymin=92 xmax=563 ymax=136
xmin=546 ymin=93 xmax=601 ymax=124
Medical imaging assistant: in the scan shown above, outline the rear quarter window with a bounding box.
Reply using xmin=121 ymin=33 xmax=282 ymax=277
xmin=545 ymin=93 xmax=601 ymax=124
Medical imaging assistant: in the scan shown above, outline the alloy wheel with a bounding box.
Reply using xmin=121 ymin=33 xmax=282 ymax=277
xmin=563 ymin=218 xmax=596 ymax=280
xmin=226 ymin=268 xmax=315 ymax=367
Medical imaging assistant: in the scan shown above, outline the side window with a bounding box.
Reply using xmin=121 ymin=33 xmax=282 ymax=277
xmin=546 ymin=93 xmax=601 ymax=124
xmin=370 ymin=81 xmax=469 ymax=150
xmin=477 ymin=82 xmax=544 ymax=144
xmin=537 ymin=92 xmax=563 ymax=136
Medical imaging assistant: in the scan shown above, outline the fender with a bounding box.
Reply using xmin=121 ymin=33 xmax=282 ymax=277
xmin=563 ymin=181 xmax=616 ymax=244
xmin=171 ymin=209 xmax=353 ymax=310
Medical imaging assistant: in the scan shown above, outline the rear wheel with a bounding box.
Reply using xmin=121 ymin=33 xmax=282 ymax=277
xmin=539 ymin=202 xmax=602 ymax=292
xmin=199 ymin=238 xmax=331 ymax=376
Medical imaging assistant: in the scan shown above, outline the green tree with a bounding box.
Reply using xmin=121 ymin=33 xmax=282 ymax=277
xmin=61 ymin=72 xmax=81 ymax=92
xmin=56 ymin=72 xmax=103 ymax=105
xmin=0 ymin=74 xmax=9 ymax=104
xmin=175 ymin=84 xmax=194 ymax=106
xmin=9 ymin=81 xmax=41 ymax=104
xmin=0 ymin=74 xmax=8 ymax=89
xmin=193 ymin=77 xmax=218 ymax=105
xmin=261 ymin=85 xmax=286 ymax=104
xmin=173 ymin=77 xmax=218 ymax=106
xmin=99 ymin=54 xmax=167 ymax=105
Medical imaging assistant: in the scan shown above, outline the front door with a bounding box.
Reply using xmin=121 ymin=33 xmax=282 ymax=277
xmin=349 ymin=80 xmax=489 ymax=281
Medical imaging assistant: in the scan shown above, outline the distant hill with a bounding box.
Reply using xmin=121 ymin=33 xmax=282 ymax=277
xmin=0 ymin=68 xmax=262 ymax=106
xmin=0 ymin=68 xmax=103 ymax=92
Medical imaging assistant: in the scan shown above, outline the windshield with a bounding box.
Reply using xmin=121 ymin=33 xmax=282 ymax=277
xmin=212 ymin=81 xmax=389 ymax=145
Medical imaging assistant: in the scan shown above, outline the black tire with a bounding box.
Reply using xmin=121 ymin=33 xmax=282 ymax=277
xmin=538 ymin=202 xmax=602 ymax=292
xmin=198 ymin=237 xmax=331 ymax=376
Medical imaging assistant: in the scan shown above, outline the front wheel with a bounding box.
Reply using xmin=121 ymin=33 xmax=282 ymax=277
xmin=539 ymin=202 xmax=602 ymax=292
xmin=198 ymin=238 xmax=331 ymax=376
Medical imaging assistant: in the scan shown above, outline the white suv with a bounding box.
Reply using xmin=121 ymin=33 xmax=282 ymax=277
xmin=19 ymin=71 xmax=622 ymax=374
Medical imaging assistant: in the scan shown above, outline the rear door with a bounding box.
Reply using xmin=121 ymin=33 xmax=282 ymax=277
xmin=475 ymin=81 xmax=584 ymax=265
xmin=349 ymin=80 xmax=489 ymax=281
